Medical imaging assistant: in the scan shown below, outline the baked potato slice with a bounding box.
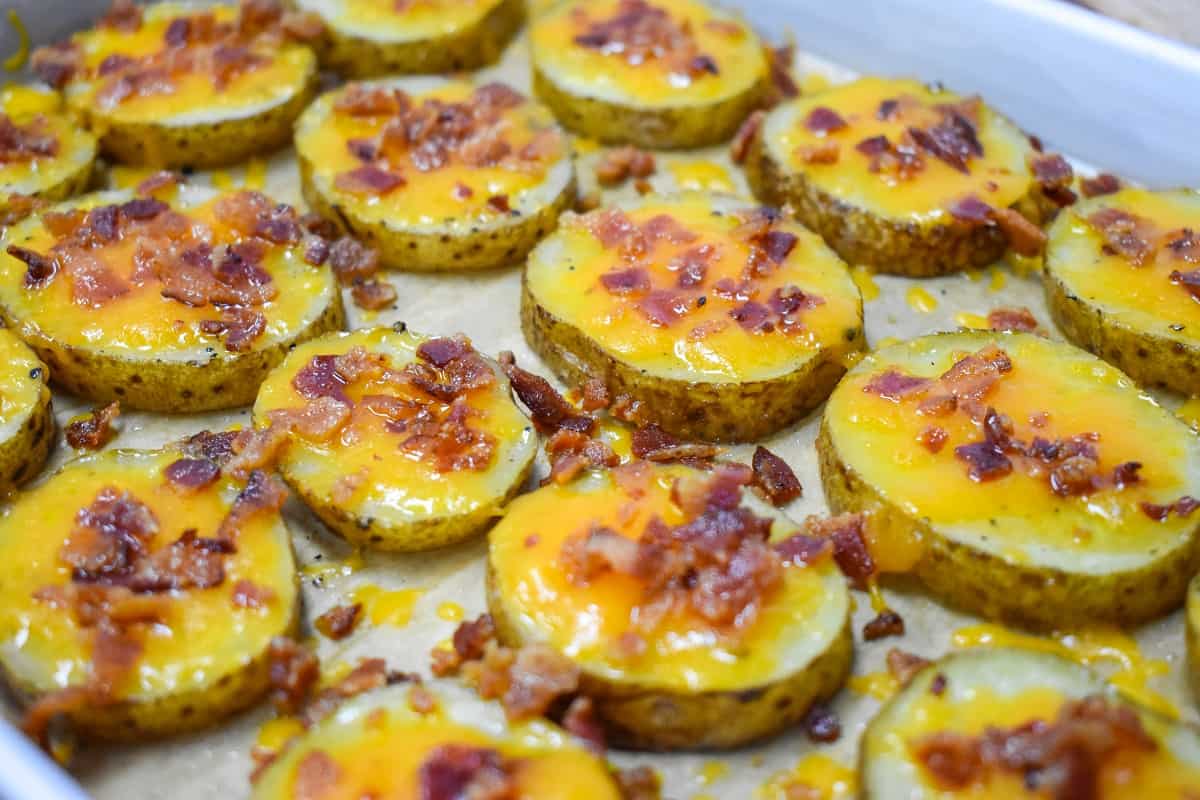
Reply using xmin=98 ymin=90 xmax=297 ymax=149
xmin=1188 ymin=575 xmax=1200 ymax=703
xmin=530 ymin=0 xmax=770 ymax=149
xmin=1043 ymin=187 xmax=1200 ymax=394
xmin=295 ymin=77 xmax=575 ymax=272
xmin=0 ymin=86 xmax=96 ymax=223
xmin=487 ymin=462 xmax=853 ymax=750
xmin=297 ymin=0 xmax=524 ymax=78
xmin=0 ymin=185 xmax=345 ymax=413
xmin=860 ymin=648 xmax=1200 ymax=798
xmin=252 ymin=682 xmax=625 ymax=799
xmin=0 ymin=328 xmax=54 ymax=495
xmin=818 ymin=331 xmax=1200 ymax=629
xmin=35 ymin=1 xmax=319 ymax=169
xmin=743 ymin=76 xmax=1041 ymax=276
xmin=522 ymin=194 xmax=864 ymax=442
xmin=0 ymin=446 xmax=298 ymax=741
xmin=253 ymin=327 xmax=537 ymax=551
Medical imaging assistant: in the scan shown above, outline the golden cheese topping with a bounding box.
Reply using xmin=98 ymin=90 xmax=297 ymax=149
xmin=762 ymin=77 xmax=1035 ymax=222
xmin=0 ymin=327 xmax=45 ymax=437
xmin=531 ymin=0 xmax=767 ymax=107
xmin=488 ymin=464 xmax=849 ymax=692
xmin=297 ymin=0 xmax=505 ymax=40
xmin=525 ymin=194 xmax=863 ymax=383
xmin=59 ymin=2 xmax=315 ymax=125
xmin=863 ymin=650 xmax=1200 ymax=798
xmin=0 ymin=87 xmax=95 ymax=198
xmin=0 ymin=187 xmax=336 ymax=355
xmin=1046 ymin=188 xmax=1200 ymax=346
xmin=824 ymin=332 xmax=1200 ymax=573
xmin=252 ymin=685 xmax=622 ymax=800
xmin=294 ymin=77 xmax=571 ymax=229
xmin=0 ymin=448 xmax=296 ymax=699
xmin=254 ymin=328 xmax=536 ymax=526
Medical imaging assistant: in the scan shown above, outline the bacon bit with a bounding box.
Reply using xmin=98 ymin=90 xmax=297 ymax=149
xmin=1030 ymin=153 xmax=1077 ymax=207
xmin=1087 ymin=207 xmax=1157 ymax=266
xmin=164 ymin=456 xmax=222 ymax=492
xmin=293 ymin=750 xmax=341 ymax=800
xmin=30 ymin=42 xmax=82 ymax=89
xmin=0 ymin=115 xmax=59 ymax=165
xmin=614 ymin=766 xmax=662 ymax=800
xmin=987 ymin=306 xmax=1040 ymax=333
xmin=954 ymin=438 xmax=1013 ymax=482
xmin=99 ymin=0 xmax=143 ymax=31
xmin=750 ymin=446 xmax=802 ymax=505
xmin=580 ymin=378 xmax=611 ymax=412
xmin=863 ymin=609 xmax=906 ymax=641
xmin=864 ymin=370 xmax=931 ymax=401
xmin=334 ymin=165 xmax=405 ymax=196
xmin=600 ymin=266 xmax=652 ymax=294
xmin=562 ymin=696 xmax=606 ymax=752
xmin=916 ymin=425 xmax=948 ymax=454
xmin=314 ymin=603 xmax=362 ymax=641
xmin=805 ymin=106 xmax=848 ymax=135
xmin=993 ymin=207 xmax=1048 ymax=257
xmin=1166 ymin=229 xmax=1200 ymax=265
xmin=545 ymin=429 xmax=619 ymax=486
xmin=181 ymin=430 xmax=239 ymax=464
xmin=431 ymin=613 xmax=497 ymax=678
xmin=418 ymin=744 xmax=516 ymax=800
xmin=774 ymin=532 xmax=833 ymax=567
xmin=595 ymin=146 xmax=657 ymax=186
xmin=134 ymin=170 xmax=181 ymax=197
xmin=335 ymin=84 xmax=408 ymax=117
xmin=267 ymin=636 xmax=319 ymax=714
xmin=803 ymin=702 xmax=841 ymax=743
xmin=803 ymin=512 xmax=876 ymax=589
xmin=886 ymin=648 xmax=931 ymax=686
xmin=300 ymin=659 xmax=414 ymax=728
xmin=65 ymin=402 xmax=120 ymax=450
xmin=907 ymin=100 xmax=984 ymax=173
xmin=409 ymin=683 xmax=437 ymax=714
xmin=350 ymin=279 xmax=397 ymax=310
xmin=796 ymin=141 xmax=840 ymax=165
xmin=486 ymin=194 xmax=511 ymax=213
xmin=1170 ymin=269 xmax=1200 ymax=301
xmin=329 ymin=237 xmax=380 ymax=285
xmin=216 ymin=469 xmax=288 ymax=541
xmin=199 ymin=307 xmax=266 ymax=352
xmin=573 ymin=0 xmax=718 ymax=81
xmin=636 ymin=289 xmax=689 ymax=327
xmin=630 ymin=423 xmax=720 ymax=463
xmin=765 ymin=42 xmax=799 ymax=105
xmin=731 ymin=110 xmax=765 ymax=164
xmin=1140 ymin=495 xmax=1200 ymax=522
xmin=499 ymin=354 xmax=594 ymax=435
xmin=1081 ymin=173 xmax=1122 ymax=198
xmin=231 ymin=579 xmax=275 ymax=609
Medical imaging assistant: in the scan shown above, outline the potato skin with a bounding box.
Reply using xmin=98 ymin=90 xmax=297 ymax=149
xmin=2 ymin=292 xmax=346 ymax=413
xmin=1188 ymin=576 xmax=1200 ymax=704
xmin=315 ymin=0 xmax=524 ymax=78
xmin=816 ymin=420 xmax=1200 ymax=630
xmin=0 ymin=380 xmax=54 ymax=496
xmin=299 ymin=157 xmax=576 ymax=273
xmin=0 ymin=156 xmax=95 ymax=224
xmin=532 ymin=64 xmax=769 ymax=150
xmin=521 ymin=275 xmax=861 ymax=442
xmin=486 ymin=563 xmax=853 ymax=751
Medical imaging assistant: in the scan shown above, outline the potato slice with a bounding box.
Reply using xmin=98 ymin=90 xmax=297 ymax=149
xmin=523 ymin=194 xmax=864 ymax=442
xmin=744 ymin=77 xmax=1040 ymax=276
xmin=861 ymin=648 xmax=1200 ymax=798
xmin=253 ymin=327 xmax=537 ymax=551
xmin=0 ymin=186 xmax=345 ymax=412
xmin=0 ymin=447 xmax=298 ymax=740
xmin=530 ymin=0 xmax=769 ymax=149
xmin=46 ymin=2 xmax=318 ymax=169
xmin=297 ymin=0 xmax=524 ymax=78
xmin=1188 ymin=576 xmax=1200 ymax=702
xmin=818 ymin=331 xmax=1200 ymax=629
xmin=0 ymin=328 xmax=54 ymax=494
xmin=487 ymin=463 xmax=852 ymax=750
xmin=1044 ymin=187 xmax=1200 ymax=394
xmin=295 ymin=77 xmax=575 ymax=272
xmin=0 ymin=87 xmax=96 ymax=222
xmin=252 ymin=683 xmax=624 ymax=799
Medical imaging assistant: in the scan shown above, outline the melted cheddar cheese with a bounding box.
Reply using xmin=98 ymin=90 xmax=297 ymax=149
xmin=254 ymin=328 xmax=536 ymax=527
xmin=1046 ymin=188 xmax=1200 ymax=346
xmin=0 ymin=87 xmax=95 ymax=197
xmin=295 ymin=77 xmax=570 ymax=229
xmin=824 ymin=332 xmax=1200 ymax=572
xmin=531 ymin=0 xmax=766 ymax=107
xmin=252 ymin=685 xmax=622 ymax=800
xmin=62 ymin=3 xmax=315 ymax=126
xmin=297 ymin=0 xmax=504 ymax=40
xmin=526 ymin=195 xmax=863 ymax=383
xmin=488 ymin=465 xmax=849 ymax=692
xmin=0 ymin=448 xmax=296 ymax=699
xmin=0 ymin=188 xmax=335 ymax=354
xmin=0 ymin=327 xmax=44 ymax=437
xmin=762 ymin=77 xmax=1034 ymax=222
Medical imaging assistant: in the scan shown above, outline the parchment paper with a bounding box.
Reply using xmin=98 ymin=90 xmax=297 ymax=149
xmin=3 ymin=26 xmax=1194 ymax=800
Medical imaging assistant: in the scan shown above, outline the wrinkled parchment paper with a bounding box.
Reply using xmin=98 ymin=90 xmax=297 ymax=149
xmin=2 ymin=24 xmax=1194 ymax=800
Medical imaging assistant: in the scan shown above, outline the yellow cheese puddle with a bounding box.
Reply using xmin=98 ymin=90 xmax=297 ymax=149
xmin=759 ymin=753 xmax=856 ymax=800
xmin=695 ymin=761 xmax=729 ymax=786
xmin=1177 ymin=396 xmax=1200 ymax=431
xmin=348 ymin=585 xmax=425 ymax=627
xmin=256 ymin=716 xmax=305 ymax=752
xmin=905 ymin=286 xmax=938 ymax=313
xmin=850 ymin=265 xmax=880 ymax=301
xmin=4 ymin=11 xmax=29 ymax=72
xmin=848 ymin=670 xmax=900 ymax=701
xmin=243 ymin=158 xmax=267 ymax=191
xmin=952 ymin=624 xmax=1177 ymax=718
xmin=436 ymin=601 xmax=464 ymax=622
xmin=301 ymin=550 xmax=365 ymax=580
xmin=954 ymin=310 xmax=989 ymax=329
xmin=669 ymin=161 xmax=734 ymax=193
xmin=108 ymin=165 xmax=157 ymax=190
xmin=988 ymin=266 xmax=1008 ymax=291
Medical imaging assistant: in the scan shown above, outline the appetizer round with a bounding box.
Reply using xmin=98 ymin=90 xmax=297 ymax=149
xmin=0 ymin=186 xmax=345 ymax=413
xmin=297 ymin=0 xmax=524 ymax=78
xmin=522 ymin=195 xmax=864 ymax=442
xmin=861 ymin=648 xmax=1200 ymax=798
xmin=295 ymin=77 xmax=575 ymax=272
xmin=818 ymin=331 xmax=1200 ymax=629
xmin=0 ymin=87 xmax=97 ymax=224
xmin=530 ymin=0 xmax=770 ymax=149
xmin=1044 ymin=187 xmax=1200 ymax=395
xmin=744 ymin=76 xmax=1041 ymax=276
xmin=0 ymin=444 xmax=298 ymax=740
xmin=0 ymin=328 xmax=54 ymax=495
xmin=32 ymin=0 xmax=319 ymax=169
xmin=487 ymin=462 xmax=853 ymax=750
xmin=253 ymin=327 xmax=537 ymax=551
xmin=252 ymin=682 xmax=624 ymax=800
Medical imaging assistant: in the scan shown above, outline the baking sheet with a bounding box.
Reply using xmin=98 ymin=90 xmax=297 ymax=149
xmin=2 ymin=9 xmax=1198 ymax=800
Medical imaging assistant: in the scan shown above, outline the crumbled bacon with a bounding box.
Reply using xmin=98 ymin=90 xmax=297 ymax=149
xmin=614 ymin=766 xmax=662 ymax=800
xmin=796 ymin=141 xmax=840 ymax=165
xmin=629 ymin=423 xmax=720 ymax=463
xmin=638 ymin=289 xmax=691 ymax=327
xmin=1140 ymin=495 xmax=1200 ymax=522
xmin=750 ymin=446 xmax=802 ymax=505
xmin=863 ymin=609 xmax=906 ymax=640
xmin=986 ymin=306 xmax=1040 ymax=333
xmin=432 ymin=613 xmax=497 ymax=677
xmin=1030 ymin=153 xmax=1077 ymax=207
xmin=334 ymin=165 xmax=405 ymax=196
xmin=31 ymin=41 xmax=82 ymax=89
xmin=917 ymin=425 xmax=948 ymax=453
xmin=329 ymin=237 xmax=380 ymax=285
xmin=562 ymin=696 xmax=606 ymax=752
xmin=418 ymin=744 xmax=516 ymax=800
xmin=545 ymin=429 xmax=619 ymax=486
xmin=730 ymin=110 xmax=765 ymax=164
xmin=765 ymin=42 xmax=799 ymax=105
xmin=865 ymin=369 xmax=933 ymax=401
xmin=1080 ymin=173 xmax=1122 ymax=198
xmin=64 ymin=401 xmax=120 ymax=450
xmin=886 ymin=648 xmax=931 ymax=686
xmin=581 ymin=377 xmax=611 ymax=411
xmin=1087 ymin=207 xmax=1157 ymax=266
xmin=314 ymin=603 xmax=362 ymax=641
xmin=499 ymin=354 xmax=594 ymax=434
xmin=600 ymin=266 xmax=652 ymax=294
xmin=293 ymin=750 xmax=341 ymax=800
xmin=301 ymin=659 xmax=413 ymax=728
xmin=774 ymin=532 xmax=833 ymax=566
xmin=906 ymin=99 xmax=984 ymax=174
xmin=199 ymin=307 xmax=266 ymax=352
xmin=0 ymin=114 xmax=59 ymax=165
xmin=215 ymin=469 xmax=287 ymax=540
xmin=180 ymin=430 xmax=239 ymax=464
xmin=595 ymin=146 xmax=656 ymax=186
xmin=805 ymin=107 xmax=847 ymax=135
xmin=949 ymin=195 xmax=1046 ymax=256
xmin=267 ymin=636 xmax=319 ymax=714
xmin=572 ymin=0 xmax=719 ymax=81
xmin=231 ymin=579 xmax=275 ymax=609
xmin=803 ymin=702 xmax=841 ymax=743
xmin=800 ymin=512 xmax=876 ymax=588
xmin=351 ymin=279 xmax=396 ymax=310
xmin=486 ymin=195 xmax=510 ymax=214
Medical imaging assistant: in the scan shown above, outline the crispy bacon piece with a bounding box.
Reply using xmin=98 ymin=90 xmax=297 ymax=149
xmin=431 ymin=613 xmax=497 ymax=677
xmin=545 ymin=429 xmax=619 ymax=486
xmin=1080 ymin=173 xmax=1122 ymax=198
xmin=886 ymin=648 xmax=931 ymax=686
xmin=181 ymin=430 xmax=239 ymax=464
xmin=750 ymin=446 xmax=802 ymax=505
xmin=216 ymin=469 xmax=288 ymax=540
xmin=293 ymin=750 xmax=341 ymax=800
xmin=805 ymin=106 xmax=848 ymax=135
xmin=199 ymin=307 xmax=266 ymax=352
xmin=351 ymin=278 xmax=397 ymax=310
xmin=500 ymin=354 xmax=594 ymax=434
xmin=630 ymin=423 xmax=720 ymax=463
xmin=314 ymin=603 xmax=362 ymax=641
xmin=334 ymin=165 xmax=405 ymax=196
xmin=232 ymin=579 xmax=275 ymax=609
xmin=955 ymin=438 xmax=1013 ymax=482
xmin=62 ymin=488 xmax=159 ymax=583
xmin=64 ymin=402 xmax=120 ymax=450
xmin=580 ymin=377 xmax=611 ymax=411
xmin=465 ymin=642 xmax=581 ymax=722
xmin=1140 ymin=495 xmax=1200 ymax=522
xmin=0 ymin=115 xmax=59 ymax=164
xmin=774 ymin=532 xmax=833 ymax=566
xmin=993 ymin=207 xmax=1048 ymax=257
xmin=730 ymin=110 xmax=765 ymax=165
xmin=600 ymin=266 xmax=652 ymax=294
xmin=614 ymin=766 xmax=662 ymax=800
xmin=638 ymin=289 xmax=690 ymax=327
xmin=329 ymin=237 xmax=380 ymax=285
xmin=595 ymin=146 xmax=656 ymax=186
xmin=121 ymin=529 xmax=232 ymax=593
xmin=1030 ymin=152 xmax=1076 ymax=207
xmin=100 ymin=0 xmax=143 ymax=31
xmin=418 ymin=744 xmax=516 ymax=800
xmin=803 ymin=702 xmax=841 ymax=743
xmin=31 ymin=41 xmax=82 ymax=89
xmin=572 ymin=0 xmax=718 ymax=80
xmin=267 ymin=636 xmax=319 ymax=714
xmin=801 ymin=512 xmax=876 ymax=589
xmin=907 ymin=100 xmax=983 ymax=173
xmin=916 ymin=425 xmax=948 ymax=453
xmin=335 ymin=84 xmax=408 ymax=117
xmin=561 ymin=695 xmax=606 ymax=752
xmin=1170 ymin=268 xmax=1200 ymax=301
xmin=986 ymin=306 xmax=1039 ymax=333
xmin=1087 ymin=207 xmax=1157 ymax=266
xmin=863 ymin=609 xmax=906 ymax=640
xmin=795 ymin=141 xmax=840 ymax=165
xmin=864 ymin=369 xmax=933 ymax=402
xmin=301 ymin=658 xmax=412 ymax=727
